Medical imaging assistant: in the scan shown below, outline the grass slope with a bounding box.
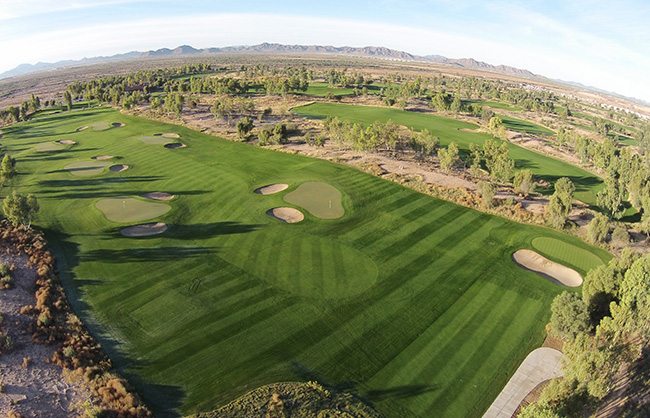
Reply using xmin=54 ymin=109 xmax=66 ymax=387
xmin=2 ymin=107 xmax=611 ymax=418
xmin=292 ymin=102 xmax=603 ymax=206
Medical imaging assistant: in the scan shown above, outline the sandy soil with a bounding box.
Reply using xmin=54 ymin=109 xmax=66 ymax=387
xmin=111 ymin=123 xmax=124 ymax=127
xmin=120 ymin=222 xmax=168 ymax=237
xmin=76 ymin=126 xmax=88 ymax=132
xmin=0 ymin=252 xmax=91 ymax=417
xmin=140 ymin=192 xmax=174 ymax=201
xmin=109 ymin=164 xmax=128 ymax=172
xmin=164 ymin=143 xmax=186 ymax=149
xmin=512 ymin=249 xmax=583 ymax=287
xmin=161 ymin=133 xmax=180 ymax=138
xmin=56 ymin=140 xmax=75 ymax=145
xmin=254 ymin=184 xmax=289 ymax=195
xmin=91 ymin=155 xmax=113 ymax=160
xmin=266 ymin=207 xmax=304 ymax=223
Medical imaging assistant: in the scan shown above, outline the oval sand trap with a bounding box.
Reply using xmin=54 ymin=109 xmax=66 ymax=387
xmin=254 ymin=184 xmax=289 ymax=195
xmin=164 ymin=143 xmax=186 ymax=149
xmin=57 ymin=140 xmax=76 ymax=145
xmin=92 ymin=155 xmax=113 ymax=160
xmin=284 ymin=182 xmax=344 ymax=219
xmin=112 ymin=122 xmax=125 ymax=127
xmin=266 ymin=207 xmax=304 ymax=223
xmin=121 ymin=222 xmax=167 ymax=237
xmin=109 ymin=164 xmax=128 ymax=172
xmin=95 ymin=196 xmax=171 ymax=223
xmin=34 ymin=142 xmax=64 ymax=152
xmin=512 ymin=249 xmax=583 ymax=287
xmin=140 ymin=192 xmax=175 ymax=201
xmin=161 ymin=133 xmax=180 ymax=138
xmin=64 ymin=160 xmax=112 ymax=176
xmin=76 ymin=126 xmax=89 ymax=131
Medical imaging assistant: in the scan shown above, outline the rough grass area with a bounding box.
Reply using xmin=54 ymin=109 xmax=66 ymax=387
xmin=284 ymin=182 xmax=345 ymax=219
xmin=292 ymin=102 xmax=603 ymax=206
xmin=0 ymin=106 xmax=611 ymax=418
xmin=531 ymin=237 xmax=604 ymax=274
xmin=95 ymin=196 xmax=171 ymax=223
xmin=64 ymin=160 xmax=112 ymax=176
xmin=189 ymin=381 xmax=383 ymax=418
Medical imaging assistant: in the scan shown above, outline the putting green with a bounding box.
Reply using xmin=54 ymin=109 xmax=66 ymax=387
xmin=95 ymin=196 xmax=171 ymax=223
xmin=284 ymin=182 xmax=344 ymax=219
xmin=34 ymin=142 xmax=63 ymax=152
xmin=92 ymin=121 xmax=111 ymax=131
xmin=64 ymin=160 xmax=112 ymax=176
xmin=138 ymin=135 xmax=172 ymax=145
xmin=532 ymin=237 xmax=604 ymax=274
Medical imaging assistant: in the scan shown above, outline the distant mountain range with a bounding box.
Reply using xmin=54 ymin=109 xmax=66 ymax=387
xmin=0 ymin=42 xmax=540 ymax=80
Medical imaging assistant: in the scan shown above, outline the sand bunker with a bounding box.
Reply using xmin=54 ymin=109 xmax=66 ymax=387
xmin=120 ymin=222 xmax=168 ymax=237
xmin=57 ymin=140 xmax=76 ymax=145
xmin=254 ymin=184 xmax=289 ymax=195
xmin=161 ymin=133 xmax=180 ymax=138
xmin=109 ymin=164 xmax=128 ymax=172
xmin=91 ymin=122 xmax=111 ymax=131
xmin=76 ymin=126 xmax=89 ymax=131
xmin=164 ymin=143 xmax=186 ymax=149
xmin=34 ymin=142 xmax=63 ymax=152
xmin=140 ymin=192 xmax=175 ymax=201
xmin=266 ymin=207 xmax=304 ymax=223
xmin=112 ymin=122 xmax=125 ymax=127
xmin=92 ymin=155 xmax=113 ymax=160
xmin=512 ymin=250 xmax=583 ymax=287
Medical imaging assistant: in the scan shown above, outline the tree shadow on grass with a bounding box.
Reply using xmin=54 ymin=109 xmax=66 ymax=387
xmin=38 ymin=188 xmax=210 ymax=201
xmin=38 ymin=176 xmax=164 ymax=189
xmin=80 ymin=246 xmax=216 ymax=263
xmin=363 ymin=384 xmax=439 ymax=402
xmin=169 ymin=222 xmax=263 ymax=240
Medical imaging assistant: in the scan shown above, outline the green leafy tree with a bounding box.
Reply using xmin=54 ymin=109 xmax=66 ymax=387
xmin=3 ymin=192 xmax=39 ymax=228
xmin=547 ymin=177 xmax=574 ymax=227
xmin=596 ymin=175 xmax=625 ymax=220
xmin=477 ymin=181 xmax=497 ymax=208
xmin=513 ymin=169 xmax=535 ymax=196
xmin=63 ymin=91 xmax=72 ymax=111
xmin=236 ymin=117 xmax=254 ymax=139
xmin=0 ymin=155 xmax=16 ymax=186
xmin=550 ymin=292 xmax=591 ymax=340
xmin=438 ymin=142 xmax=459 ymax=173
xmin=468 ymin=143 xmax=483 ymax=178
xmin=587 ymin=213 xmax=609 ymax=244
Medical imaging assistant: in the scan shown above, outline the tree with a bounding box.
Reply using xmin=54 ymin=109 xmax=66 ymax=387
xmin=554 ymin=177 xmax=575 ymax=210
xmin=596 ymin=175 xmax=625 ymax=220
xmin=438 ymin=142 xmax=459 ymax=173
xmin=0 ymin=154 xmax=16 ymax=186
xmin=3 ymin=192 xmax=39 ymax=228
xmin=550 ymin=292 xmax=591 ymax=340
xmin=468 ymin=143 xmax=483 ymax=178
xmin=488 ymin=116 xmax=506 ymax=139
xmin=611 ymin=255 xmax=650 ymax=341
xmin=587 ymin=213 xmax=609 ymax=244
xmin=236 ymin=117 xmax=254 ymax=139
xmin=477 ymin=181 xmax=497 ymax=208
xmin=63 ymin=91 xmax=73 ymax=111
xmin=513 ymin=169 xmax=535 ymax=196
xmin=450 ymin=96 xmax=463 ymax=114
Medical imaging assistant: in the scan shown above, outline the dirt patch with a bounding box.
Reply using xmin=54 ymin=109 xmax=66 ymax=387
xmin=164 ymin=143 xmax=186 ymax=149
xmin=459 ymin=128 xmax=478 ymax=132
xmin=56 ymin=140 xmax=75 ymax=145
xmin=254 ymin=184 xmax=289 ymax=195
xmin=0 ymin=252 xmax=91 ymax=417
xmin=109 ymin=164 xmax=128 ymax=172
xmin=140 ymin=192 xmax=175 ymax=201
xmin=91 ymin=155 xmax=113 ymax=160
xmin=161 ymin=133 xmax=180 ymax=138
xmin=111 ymin=122 xmax=125 ymax=127
xmin=120 ymin=222 xmax=168 ymax=237
xmin=76 ymin=126 xmax=88 ymax=132
xmin=266 ymin=207 xmax=304 ymax=223
xmin=512 ymin=249 xmax=583 ymax=287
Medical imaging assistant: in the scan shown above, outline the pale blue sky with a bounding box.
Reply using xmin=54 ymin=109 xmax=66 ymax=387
xmin=1 ymin=0 xmax=649 ymax=101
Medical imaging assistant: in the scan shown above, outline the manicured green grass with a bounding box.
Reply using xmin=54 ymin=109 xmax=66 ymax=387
xmin=465 ymin=100 xmax=523 ymax=111
xmin=64 ymin=160 xmax=112 ymax=176
xmin=292 ymin=102 xmax=604 ymax=206
xmin=34 ymin=142 xmax=64 ymax=152
xmin=499 ymin=115 xmax=555 ymax=136
xmin=1 ymin=107 xmax=610 ymax=418
xmin=531 ymin=237 xmax=604 ymax=274
xmin=283 ymin=182 xmax=344 ymax=219
xmin=92 ymin=121 xmax=112 ymax=130
xmin=301 ymin=82 xmax=383 ymax=97
xmin=138 ymin=135 xmax=175 ymax=145
xmin=95 ymin=196 xmax=171 ymax=223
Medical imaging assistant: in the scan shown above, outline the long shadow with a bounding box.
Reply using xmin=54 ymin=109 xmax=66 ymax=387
xmin=38 ymin=188 xmax=211 ymax=200
xmin=80 ymin=246 xmax=216 ymax=263
xmin=169 ymin=222 xmax=263 ymax=240
xmin=39 ymin=176 xmax=164 ymax=188
xmin=364 ymin=384 xmax=439 ymax=402
xmin=42 ymin=227 xmax=186 ymax=416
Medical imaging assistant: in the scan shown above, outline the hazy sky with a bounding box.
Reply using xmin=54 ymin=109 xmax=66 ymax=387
xmin=1 ymin=0 xmax=649 ymax=101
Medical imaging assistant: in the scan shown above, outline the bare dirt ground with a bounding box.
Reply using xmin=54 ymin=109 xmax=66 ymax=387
xmin=0 ymin=252 xmax=91 ymax=418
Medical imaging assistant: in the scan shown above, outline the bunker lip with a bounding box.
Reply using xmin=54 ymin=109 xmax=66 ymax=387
xmin=164 ymin=142 xmax=186 ymax=149
xmin=512 ymin=249 xmax=583 ymax=287
xmin=162 ymin=133 xmax=180 ymax=138
xmin=254 ymin=184 xmax=289 ymax=195
xmin=266 ymin=207 xmax=304 ymax=223
xmin=109 ymin=164 xmax=128 ymax=172
xmin=57 ymin=140 xmax=76 ymax=145
xmin=92 ymin=155 xmax=113 ymax=160
xmin=76 ymin=126 xmax=89 ymax=131
xmin=120 ymin=222 xmax=167 ymax=237
xmin=140 ymin=192 xmax=174 ymax=201
xmin=112 ymin=122 xmax=125 ymax=127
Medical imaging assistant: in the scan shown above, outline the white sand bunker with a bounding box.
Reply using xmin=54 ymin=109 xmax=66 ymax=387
xmin=92 ymin=155 xmax=113 ymax=160
xmin=57 ymin=140 xmax=76 ymax=145
xmin=120 ymin=222 xmax=167 ymax=237
xmin=254 ymin=184 xmax=289 ymax=195
xmin=164 ymin=143 xmax=186 ymax=149
xmin=140 ymin=192 xmax=175 ymax=201
xmin=266 ymin=207 xmax=304 ymax=223
xmin=77 ymin=126 xmax=89 ymax=131
xmin=513 ymin=250 xmax=583 ymax=287
xmin=109 ymin=164 xmax=128 ymax=172
xmin=112 ymin=122 xmax=125 ymax=127
xmin=161 ymin=133 xmax=180 ymax=138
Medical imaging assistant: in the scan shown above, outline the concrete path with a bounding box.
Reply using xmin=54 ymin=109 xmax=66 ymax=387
xmin=482 ymin=347 xmax=564 ymax=418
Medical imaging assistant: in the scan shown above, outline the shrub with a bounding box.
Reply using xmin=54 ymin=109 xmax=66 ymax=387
xmin=0 ymin=263 xmax=10 ymax=277
xmin=22 ymin=356 xmax=31 ymax=368
xmin=477 ymin=181 xmax=497 ymax=208
xmin=612 ymin=227 xmax=630 ymax=245
xmin=587 ymin=213 xmax=609 ymax=244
